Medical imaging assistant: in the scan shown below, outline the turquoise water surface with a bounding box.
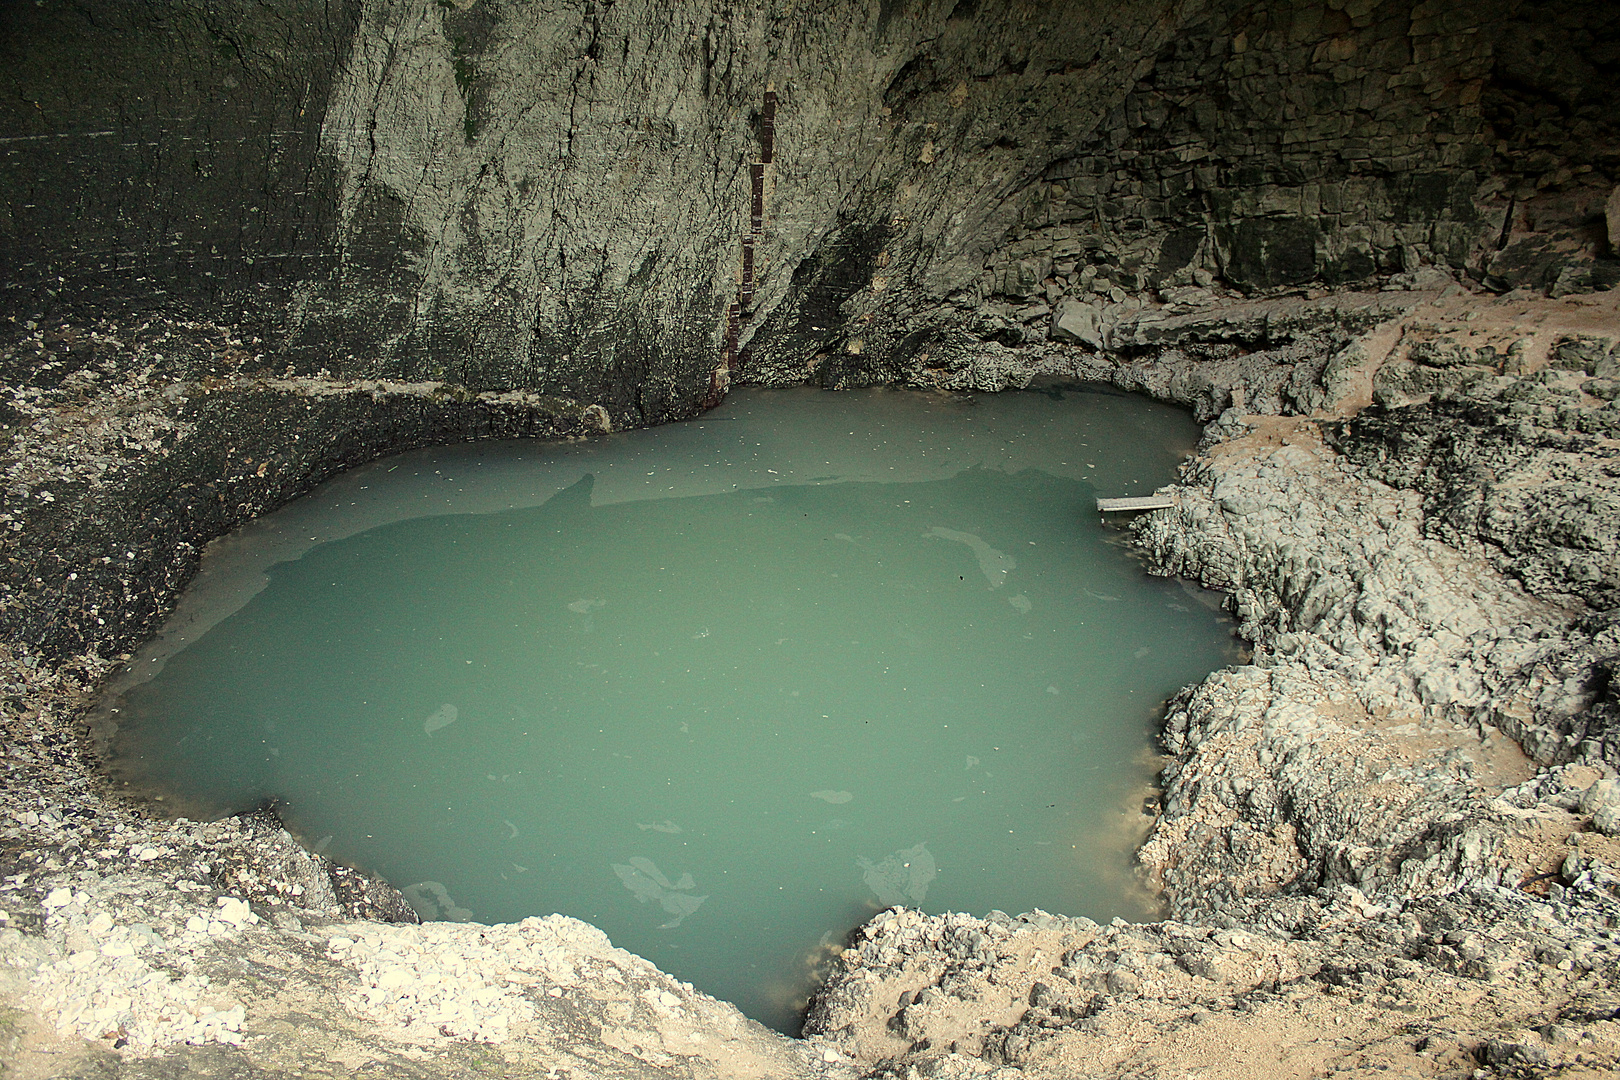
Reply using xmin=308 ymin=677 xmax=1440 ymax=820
xmin=104 ymin=386 xmax=1238 ymax=1031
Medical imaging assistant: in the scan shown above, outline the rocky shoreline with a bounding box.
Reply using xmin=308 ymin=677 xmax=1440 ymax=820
xmin=4 ymin=286 xmax=1620 ymax=1077
xmin=801 ymin=288 xmax=1620 ymax=1078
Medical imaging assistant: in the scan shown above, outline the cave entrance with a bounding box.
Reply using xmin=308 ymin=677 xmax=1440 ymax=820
xmin=99 ymin=386 xmax=1238 ymax=1033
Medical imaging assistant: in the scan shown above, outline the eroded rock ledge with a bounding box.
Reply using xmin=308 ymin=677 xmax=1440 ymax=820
xmin=2 ymin=289 xmax=1619 ymax=1078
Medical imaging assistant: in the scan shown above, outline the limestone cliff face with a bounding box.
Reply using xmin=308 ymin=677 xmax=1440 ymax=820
xmin=3 ymin=0 xmax=1616 ymax=423
xmin=298 ymin=0 xmax=1187 ymax=414
xmin=0 ymin=0 xmax=359 ymax=317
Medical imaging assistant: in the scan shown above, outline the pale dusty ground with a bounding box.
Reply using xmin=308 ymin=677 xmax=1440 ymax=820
xmin=1406 ymin=287 xmax=1620 ymax=371
xmin=815 ymin=896 xmax=1620 ymax=1079
xmin=0 ymin=1006 xmax=102 ymax=1080
xmin=1020 ymin=983 xmax=1620 ymax=1080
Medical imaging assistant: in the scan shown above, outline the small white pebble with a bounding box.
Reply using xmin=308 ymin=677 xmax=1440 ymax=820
xmin=215 ymin=897 xmax=256 ymax=927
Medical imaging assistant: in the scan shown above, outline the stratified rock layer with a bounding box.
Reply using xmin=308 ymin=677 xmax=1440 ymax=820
xmin=4 ymin=1 xmax=1617 ymax=404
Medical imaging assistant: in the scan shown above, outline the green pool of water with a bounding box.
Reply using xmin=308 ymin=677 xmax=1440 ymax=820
xmin=102 ymin=386 xmax=1238 ymax=1032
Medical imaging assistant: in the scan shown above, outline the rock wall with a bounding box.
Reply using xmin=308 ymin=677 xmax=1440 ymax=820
xmin=0 ymin=0 xmax=359 ymax=319
xmin=4 ymin=1 xmax=1617 ymax=415
xmin=0 ymin=317 xmax=605 ymax=659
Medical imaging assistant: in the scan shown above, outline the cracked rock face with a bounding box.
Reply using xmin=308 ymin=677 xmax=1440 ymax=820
xmin=5 ymin=1 xmax=1618 ymax=404
xmin=300 ymin=0 xmax=1202 ymax=410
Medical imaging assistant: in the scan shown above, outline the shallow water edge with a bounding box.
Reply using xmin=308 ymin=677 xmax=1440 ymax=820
xmin=92 ymin=386 xmax=1238 ymax=1031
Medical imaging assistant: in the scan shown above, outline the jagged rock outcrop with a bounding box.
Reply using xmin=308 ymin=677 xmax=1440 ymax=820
xmin=1330 ymin=342 xmax=1620 ymax=612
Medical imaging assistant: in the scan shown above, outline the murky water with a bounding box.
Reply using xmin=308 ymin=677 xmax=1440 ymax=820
xmin=101 ymin=386 xmax=1238 ymax=1032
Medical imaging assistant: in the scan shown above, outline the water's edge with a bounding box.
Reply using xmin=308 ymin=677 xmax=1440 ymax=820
xmin=5 ymin=294 xmax=1620 ymax=1076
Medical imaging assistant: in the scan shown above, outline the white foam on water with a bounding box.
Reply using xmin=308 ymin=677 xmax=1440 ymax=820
xmin=857 ymin=843 xmax=937 ymax=907
xmin=612 ymin=858 xmax=708 ymax=929
xmin=926 ymin=527 xmax=1014 ymax=588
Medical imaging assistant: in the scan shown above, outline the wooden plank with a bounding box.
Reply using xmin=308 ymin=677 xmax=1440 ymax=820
xmin=1096 ymin=496 xmax=1174 ymax=512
